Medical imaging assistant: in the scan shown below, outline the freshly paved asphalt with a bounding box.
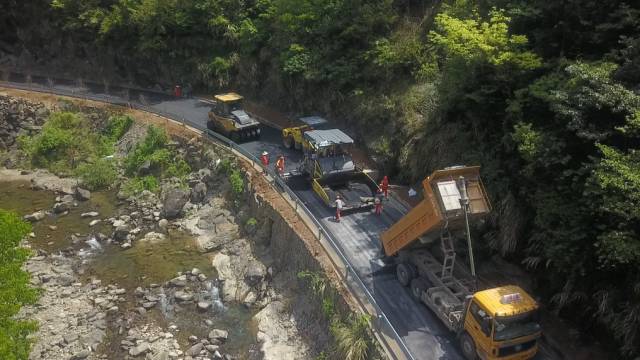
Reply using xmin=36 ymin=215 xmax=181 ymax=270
xmin=1 ymin=78 xmax=556 ymax=360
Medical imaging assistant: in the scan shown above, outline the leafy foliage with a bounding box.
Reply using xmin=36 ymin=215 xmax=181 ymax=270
xmin=75 ymin=158 xmax=118 ymax=191
xmin=121 ymin=175 xmax=160 ymax=196
xmin=124 ymin=125 xmax=190 ymax=180
xmin=0 ymin=210 xmax=39 ymax=360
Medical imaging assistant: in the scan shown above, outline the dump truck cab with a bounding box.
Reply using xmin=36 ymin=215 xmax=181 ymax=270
xmin=282 ymin=116 xmax=329 ymax=150
xmin=207 ymin=93 xmax=261 ymax=141
xmin=298 ymin=129 xmax=379 ymax=211
xmin=462 ymin=286 xmax=541 ymax=360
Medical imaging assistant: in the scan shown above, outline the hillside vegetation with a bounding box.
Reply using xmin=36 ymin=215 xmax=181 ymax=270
xmin=2 ymin=0 xmax=640 ymax=356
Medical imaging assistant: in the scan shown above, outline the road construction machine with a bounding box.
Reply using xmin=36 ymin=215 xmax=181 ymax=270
xmin=207 ymin=93 xmax=261 ymax=141
xmin=282 ymin=116 xmax=329 ymax=150
xmin=295 ymin=128 xmax=379 ymax=213
xmin=380 ymin=166 xmax=541 ymax=360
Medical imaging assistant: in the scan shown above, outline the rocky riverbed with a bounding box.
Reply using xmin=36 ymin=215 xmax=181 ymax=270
xmin=0 ymin=94 xmax=314 ymax=360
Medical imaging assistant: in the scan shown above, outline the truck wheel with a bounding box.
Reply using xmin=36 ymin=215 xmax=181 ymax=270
xmin=459 ymin=333 xmax=477 ymax=360
xmin=410 ymin=278 xmax=428 ymax=301
xmin=396 ymin=263 xmax=414 ymax=287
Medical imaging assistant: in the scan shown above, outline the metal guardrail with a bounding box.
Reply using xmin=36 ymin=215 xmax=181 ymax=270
xmin=0 ymin=74 xmax=416 ymax=360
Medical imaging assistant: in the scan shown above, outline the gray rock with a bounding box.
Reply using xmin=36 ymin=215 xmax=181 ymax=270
xmin=197 ymin=301 xmax=211 ymax=311
xmin=190 ymin=182 xmax=207 ymax=203
xmin=244 ymin=262 xmax=266 ymax=286
xmin=169 ymin=275 xmax=187 ymax=287
xmin=24 ymin=210 xmax=45 ymax=222
xmin=205 ymin=344 xmax=220 ymax=353
xmin=142 ymin=301 xmax=157 ymax=309
xmin=71 ymin=349 xmax=91 ymax=359
xmin=89 ymin=219 xmax=101 ymax=227
xmin=158 ymin=218 xmax=169 ymax=230
xmin=129 ymin=342 xmax=150 ymax=356
xmin=162 ymin=188 xmax=190 ymax=219
xmin=75 ymin=187 xmax=91 ymax=201
xmin=81 ymin=211 xmax=99 ymax=218
xmin=186 ymin=342 xmax=204 ymax=356
xmin=174 ymin=290 xmax=193 ymax=302
xmin=138 ymin=160 xmax=152 ymax=175
xmin=53 ymin=202 xmax=69 ymax=214
xmin=63 ymin=333 xmax=79 ymax=344
xmin=208 ymin=329 xmax=228 ymax=342
xmin=113 ymin=225 xmax=130 ymax=241
xmin=61 ymin=194 xmax=75 ymax=203
xmin=120 ymin=242 xmax=132 ymax=249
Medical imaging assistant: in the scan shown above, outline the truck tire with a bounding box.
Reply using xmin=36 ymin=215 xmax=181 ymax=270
xmin=410 ymin=278 xmax=428 ymax=301
xmin=459 ymin=333 xmax=477 ymax=360
xmin=396 ymin=263 xmax=415 ymax=287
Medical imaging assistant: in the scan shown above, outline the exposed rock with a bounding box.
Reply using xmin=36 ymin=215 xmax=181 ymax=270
xmin=186 ymin=342 xmax=204 ymax=356
xmin=71 ymin=349 xmax=91 ymax=359
xmin=197 ymin=301 xmax=211 ymax=311
xmin=75 ymin=187 xmax=91 ymax=201
xmin=158 ymin=218 xmax=169 ymax=230
xmin=53 ymin=202 xmax=69 ymax=214
xmin=24 ymin=210 xmax=45 ymax=222
xmin=129 ymin=342 xmax=150 ymax=357
xmin=174 ymin=290 xmax=193 ymax=302
xmin=244 ymin=262 xmax=266 ymax=287
xmin=162 ymin=188 xmax=190 ymax=219
xmin=253 ymin=301 xmax=310 ymax=360
xmin=89 ymin=219 xmax=101 ymax=227
xmin=190 ymin=181 xmax=207 ymax=204
xmin=81 ymin=211 xmax=99 ymax=218
xmin=113 ymin=225 xmax=130 ymax=241
xmin=140 ymin=231 xmax=166 ymax=243
xmin=208 ymin=329 xmax=228 ymax=342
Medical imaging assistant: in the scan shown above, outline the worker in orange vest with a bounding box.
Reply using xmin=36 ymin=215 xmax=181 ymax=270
xmin=380 ymin=175 xmax=389 ymax=199
xmin=374 ymin=188 xmax=383 ymax=215
xmin=260 ymin=151 xmax=269 ymax=174
xmin=275 ymin=155 xmax=285 ymax=176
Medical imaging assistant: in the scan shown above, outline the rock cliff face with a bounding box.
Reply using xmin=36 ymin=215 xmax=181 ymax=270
xmin=0 ymin=94 xmax=49 ymax=151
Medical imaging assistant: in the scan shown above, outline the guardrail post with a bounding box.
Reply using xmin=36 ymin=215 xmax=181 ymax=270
xmin=318 ymin=227 xmax=322 ymax=241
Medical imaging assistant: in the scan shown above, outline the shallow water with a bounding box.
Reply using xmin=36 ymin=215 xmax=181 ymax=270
xmin=0 ymin=180 xmax=259 ymax=358
xmin=0 ymin=180 xmax=117 ymax=252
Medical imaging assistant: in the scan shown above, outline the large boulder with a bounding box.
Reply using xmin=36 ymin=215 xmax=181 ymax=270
xmin=244 ymin=261 xmax=267 ymax=287
xmin=190 ymin=181 xmax=207 ymax=203
xmin=113 ymin=225 xmax=130 ymax=242
xmin=75 ymin=187 xmax=91 ymax=201
xmin=162 ymin=188 xmax=190 ymax=219
xmin=24 ymin=210 xmax=46 ymax=222
xmin=52 ymin=202 xmax=69 ymax=214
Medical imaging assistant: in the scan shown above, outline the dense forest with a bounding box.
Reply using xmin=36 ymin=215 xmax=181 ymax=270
xmin=1 ymin=0 xmax=640 ymax=357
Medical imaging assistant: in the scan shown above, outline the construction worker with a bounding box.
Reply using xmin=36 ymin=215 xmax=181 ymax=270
xmin=380 ymin=175 xmax=389 ymax=199
xmin=374 ymin=188 xmax=383 ymax=215
xmin=335 ymin=195 xmax=344 ymax=222
xmin=275 ymin=155 xmax=285 ymax=176
xmin=260 ymin=151 xmax=269 ymax=174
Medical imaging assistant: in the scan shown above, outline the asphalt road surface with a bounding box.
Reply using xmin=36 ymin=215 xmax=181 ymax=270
xmin=1 ymin=77 xmax=556 ymax=360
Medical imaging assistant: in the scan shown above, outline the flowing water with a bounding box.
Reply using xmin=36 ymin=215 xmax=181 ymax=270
xmin=0 ymin=180 xmax=259 ymax=358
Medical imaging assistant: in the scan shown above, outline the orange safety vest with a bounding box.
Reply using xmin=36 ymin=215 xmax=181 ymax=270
xmin=276 ymin=157 xmax=284 ymax=170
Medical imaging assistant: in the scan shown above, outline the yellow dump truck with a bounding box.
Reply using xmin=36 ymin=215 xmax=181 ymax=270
xmin=207 ymin=93 xmax=261 ymax=141
xmin=381 ymin=166 xmax=541 ymax=360
xmin=297 ymin=129 xmax=379 ymax=212
xmin=281 ymin=116 xmax=329 ymax=150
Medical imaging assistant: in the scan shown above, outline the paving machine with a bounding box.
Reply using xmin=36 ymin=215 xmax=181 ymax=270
xmin=380 ymin=166 xmax=541 ymax=360
xmin=282 ymin=116 xmax=329 ymax=150
xmin=207 ymin=93 xmax=261 ymax=141
xmin=296 ymin=129 xmax=379 ymax=213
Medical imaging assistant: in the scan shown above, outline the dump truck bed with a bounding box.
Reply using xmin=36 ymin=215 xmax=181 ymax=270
xmin=381 ymin=166 xmax=491 ymax=256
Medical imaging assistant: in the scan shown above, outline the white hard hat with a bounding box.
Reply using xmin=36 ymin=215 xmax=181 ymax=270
xmin=262 ymin=151 xmax=268 ymax=156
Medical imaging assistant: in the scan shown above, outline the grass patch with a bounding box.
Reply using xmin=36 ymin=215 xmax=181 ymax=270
xmin=297 ymin=271 xmax=381 ymax=360
xmin=121 ymin=175 xmax=160 ymax=196
xmin=0 ymin=210 xmax=39 ymax=359
xmin=74 ymin=158 xmax=118 ymax=191
xmin=219 ymin=159 xmax=244 ymax=196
